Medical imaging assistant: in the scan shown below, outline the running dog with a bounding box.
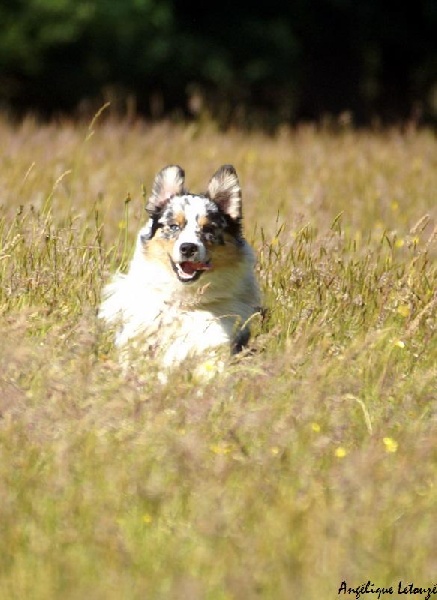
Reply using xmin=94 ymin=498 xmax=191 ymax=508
xmin=99 ymin=164 xmax=261 ymax=370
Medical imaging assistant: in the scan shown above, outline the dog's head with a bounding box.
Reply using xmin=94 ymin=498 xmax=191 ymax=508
xmin=138 ymin=165 xmax=246 ymax=286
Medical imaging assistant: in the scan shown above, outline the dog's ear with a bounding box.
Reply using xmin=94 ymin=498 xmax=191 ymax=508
xmin=146 ymin=165 xmax=186 ymax=216
xmin=207 ymin=165 xmax=242 ymax=221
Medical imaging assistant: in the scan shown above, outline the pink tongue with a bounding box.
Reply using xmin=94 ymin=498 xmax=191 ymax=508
xmin=180 ymin=261 xmax=211 ymax=275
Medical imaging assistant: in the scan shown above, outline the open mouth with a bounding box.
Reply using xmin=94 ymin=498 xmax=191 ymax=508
xmin=169 ymin=255 xmax=212 ymax=283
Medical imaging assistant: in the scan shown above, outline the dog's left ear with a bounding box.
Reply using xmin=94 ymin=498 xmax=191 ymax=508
xmin=146 ymin=165 xmax=186 ymax=217
xmin=207 ymin=165 xmax=242 ymax=221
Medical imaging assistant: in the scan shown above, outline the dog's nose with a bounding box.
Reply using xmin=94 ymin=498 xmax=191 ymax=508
xmin=179 ymin=243 xmax=198 ymax=258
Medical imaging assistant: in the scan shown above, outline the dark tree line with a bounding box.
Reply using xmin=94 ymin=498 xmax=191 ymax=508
xmin=0 ymin=0 xmax=436 ymax=125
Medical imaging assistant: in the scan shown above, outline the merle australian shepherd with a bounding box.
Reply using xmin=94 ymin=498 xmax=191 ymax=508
xmin=99 ymin=165 xmax=261 ymax=371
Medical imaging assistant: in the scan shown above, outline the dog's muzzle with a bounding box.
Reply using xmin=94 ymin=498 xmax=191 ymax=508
xmin=169 ymin=252 xmax=212 ymax=283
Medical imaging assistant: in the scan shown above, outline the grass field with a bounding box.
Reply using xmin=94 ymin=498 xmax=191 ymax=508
xmin=0 ymin=112 xmax=436 ymax=600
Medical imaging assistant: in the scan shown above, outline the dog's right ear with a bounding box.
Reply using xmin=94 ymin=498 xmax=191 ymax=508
xmin=146 ymin=165 xmax=186 ymax=217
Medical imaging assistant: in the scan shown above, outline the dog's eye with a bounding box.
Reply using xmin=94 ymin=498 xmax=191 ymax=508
xmin=203 ymin=224 xmax=219 ymax=242
xmin=169 ymin=223 xmax=180 ymax=232
xmin=202 ymin=224 xmax=217 ymax=238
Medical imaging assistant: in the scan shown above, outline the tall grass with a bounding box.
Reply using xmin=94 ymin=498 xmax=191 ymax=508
xmin=0 ymin=113 xmax=436 ymax=599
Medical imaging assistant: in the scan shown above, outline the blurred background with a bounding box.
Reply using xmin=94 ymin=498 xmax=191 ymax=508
xmin=0 ymin=0 xmax=436 ymax=127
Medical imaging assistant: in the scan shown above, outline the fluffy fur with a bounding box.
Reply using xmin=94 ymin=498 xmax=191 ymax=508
xmin=99 ymin=164 xmax=261 ymax=370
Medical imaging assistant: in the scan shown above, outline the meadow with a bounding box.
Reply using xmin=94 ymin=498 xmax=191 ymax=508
xmin=0 ymin=111 xmax=436 ymax=599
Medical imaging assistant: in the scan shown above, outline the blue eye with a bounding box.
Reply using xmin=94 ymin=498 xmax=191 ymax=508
xmin=170 ymin=223 xmax=180 ymax=232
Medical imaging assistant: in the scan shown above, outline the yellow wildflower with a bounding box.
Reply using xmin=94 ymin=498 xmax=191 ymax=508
xmin=194 ymin=359 xmax=224 ymax=382
xmin=210 ymin=442 xmax=232 ymax=455
xmin=334 ymin=447 xmax=347 ymax=458
xmin=383 ymin=437 xmax=398 ymax=453
xmin=397 ymin=305 xmax=410 ymax=317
